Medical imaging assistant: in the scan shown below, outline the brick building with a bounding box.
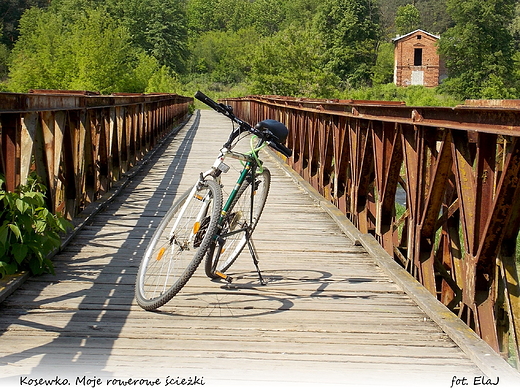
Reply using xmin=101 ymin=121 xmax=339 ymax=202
xmin=392 ymin=29 xmax=446 ymax=87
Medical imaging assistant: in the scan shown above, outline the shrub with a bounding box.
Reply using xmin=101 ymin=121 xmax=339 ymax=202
xmin=0 ymin=173 xmax=71 ymax=277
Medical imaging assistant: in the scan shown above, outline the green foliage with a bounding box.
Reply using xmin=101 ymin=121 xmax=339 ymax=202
xmin=8 ymin=7 xmax=133 ymax=93
xmin=121 ymin=51 xmax=179 ymax=93
xmin=249 ymin=26 xmax=339 ymax=97
xmin=379 ymin=0 xmax=453 ymax=36
xmin=343 ymin=84 xmax=462 ymax=107
xmin=249 ymin=0 xmax=286 ymax=36
xmin=282 ymin=0 xmax=320 ymax=29
xmin=188 ymin=27 xmax=259 ymax=84
xmin=7 ymin=4 xmax=180 ymax=94
xmin=0 ymin=173 xmax=71 ymax=277
xmin=395 ymin=4 xmax=421 ymax=35
xmin=4 ymin=0 xmax=518 ymax=102
xmin=187 ymin=0 xmax=252 ymax=35
xmin=178 ymin=75 xmax=251 ymax=106
xmin=0 ymin=26 xmax=9 ymax=81
xmin=438 ymin=0 xmax=518 ymax=99
xmin=314 ymin=0 xmax=381 ymax=88
xmin=48 ymin=0 xmax=188 ymax=71
xmin=514 ymin=52 xmax=520 ymax=81
xmin=104 ymin=0 xmax=188 ymax=73
xmin=145 ymin=66 xmax=181 ymax=94
xmin=8 ymin=8 xmax=71 ymax=91
xmin=187 ymin=0 xmax=288 ymax=37
xmin=186 ymin=0 xmax=219 ymax=34
xmin=371 ymin=42 xmax=395 ymax=85
xmin=67 ymin=8 xmax=135 ymax=93
xmin=0 ymin=0 xmax=50 ymax=48
xmin=415 ymin=0 xmax=453 ymax=34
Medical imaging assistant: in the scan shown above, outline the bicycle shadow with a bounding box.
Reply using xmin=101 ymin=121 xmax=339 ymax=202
xmin=0 ymin=112 xmax=203 ymax=381
xmin=149 ymin=267 xmax=380 ymax=319
xmin=0 ymin=108 xmax=387 ymax=384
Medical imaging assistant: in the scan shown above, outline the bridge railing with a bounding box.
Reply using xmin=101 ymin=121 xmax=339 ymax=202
xmin=0 ymin=90 xmax=192 ymax=220
xmin=221 ymin=95 xmax=520 ymax=366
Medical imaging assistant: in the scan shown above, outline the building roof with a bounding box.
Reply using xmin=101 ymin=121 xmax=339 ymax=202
xmin=392 ymin=29 xmax=440 ymax=42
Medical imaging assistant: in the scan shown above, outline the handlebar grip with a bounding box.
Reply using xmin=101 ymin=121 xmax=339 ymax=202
xmin=195 ymin=91 xmax=222 ymax=112
xmin=269 ymin=141 xmax=292 ymax=158
xmin=195 ymin=91 xmax=238 ymax=123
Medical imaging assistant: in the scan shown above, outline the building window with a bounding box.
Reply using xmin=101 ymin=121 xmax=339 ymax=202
xmin=414 ymin=48 xmax=423 ymax=66
xmin=417 ymin=35 xmax=422 ymax=40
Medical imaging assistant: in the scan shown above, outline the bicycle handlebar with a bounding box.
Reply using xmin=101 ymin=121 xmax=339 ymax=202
xmin=194 ymin=91 xmax=233 ymax=118
xmin=268 ymin=141 xmax=292 ymax=158
xmin=195 ymin=91 xmax=292 ymax=158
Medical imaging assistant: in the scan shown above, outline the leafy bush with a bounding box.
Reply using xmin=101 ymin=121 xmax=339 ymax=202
xmin=0 ymin=173 xmax=71 ymax=277
xmin=343 ymin=84 xmax=462 ymax=107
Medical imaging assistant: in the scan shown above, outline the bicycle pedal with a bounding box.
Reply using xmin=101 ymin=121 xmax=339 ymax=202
xmin=215 ymin=271 xmax=233 ymax=283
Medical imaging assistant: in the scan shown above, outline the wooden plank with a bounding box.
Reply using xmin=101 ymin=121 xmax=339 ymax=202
xmin=0 ymin=110 xmax=508 ymax=388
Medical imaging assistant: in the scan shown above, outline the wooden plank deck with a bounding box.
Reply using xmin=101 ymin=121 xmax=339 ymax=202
xmin=0 ymin=110 xmax=518 ymax=389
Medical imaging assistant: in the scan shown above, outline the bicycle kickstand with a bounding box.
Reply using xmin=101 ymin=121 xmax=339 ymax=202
xmin=245 ymin=231 xmax=266 ymax=286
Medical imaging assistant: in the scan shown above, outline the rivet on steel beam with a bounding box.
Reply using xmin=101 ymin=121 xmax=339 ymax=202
xmin=412 ymin=109 xmax=424 ymax=122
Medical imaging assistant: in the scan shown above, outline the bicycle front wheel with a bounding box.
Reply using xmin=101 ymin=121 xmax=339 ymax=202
xmin=135 ymin=179 xmax=222 ymax=310
xmin=205 ymin=168 xmax=270 ymax=278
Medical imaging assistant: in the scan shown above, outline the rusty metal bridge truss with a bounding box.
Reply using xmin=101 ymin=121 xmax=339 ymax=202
xmin=1 ymin=90 xmax=520 ymax=367
xmin=222 ymin=95 xmax=520 ymax=365
xmin=0 ymin=90 xmax=192 ymax=220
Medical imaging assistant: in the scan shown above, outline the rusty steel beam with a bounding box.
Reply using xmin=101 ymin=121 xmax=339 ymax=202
xmin=233 ymin=95 xmax=520 ymax=136
xmin=0 ymin=91 xmax=192 ymax=219
xmin=0 ymin=113 xmax=19 ymax=191
xmin=221 ymin=95 xmax=520 ymax=367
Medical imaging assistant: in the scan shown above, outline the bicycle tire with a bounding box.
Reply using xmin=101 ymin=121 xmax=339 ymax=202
xmin=205 ymin=168 xmax=270 ymax=278
xmin=135 ymin=179 xmax=222 ymax=310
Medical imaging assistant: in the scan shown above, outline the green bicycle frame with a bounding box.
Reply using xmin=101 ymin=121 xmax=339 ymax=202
xmin=221 ymin=161 xmax=253 ymax=218
xmin=218 ymin=135 xmax=265 ymax=224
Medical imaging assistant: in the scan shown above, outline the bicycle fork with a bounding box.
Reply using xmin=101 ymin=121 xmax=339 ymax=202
xmin=168 ymin=181 xmax=212 ymax=250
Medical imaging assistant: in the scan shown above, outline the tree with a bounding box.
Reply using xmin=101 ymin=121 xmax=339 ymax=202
xmin=249 ymin=26 xmax=339 ymax=97
xmin=511 ymin=2 xmax=520 ymax=49
xmin=8 ymin=8 xmax=72 ymax=91
xmin=0 ymin=0 xmax=49 ymax=47
xmin=282 ymin=0 xmax=320 ymax=29
xmin=313 ymin=0 xmax=381 ymax=88
xmin=0 ymin=26 xmax=9 ymax=81
xmin=145 ymin=65 xmax=180 ymax=93
xmin=186 ymin=0 xmax=215 ymax=34
xmin=48 ymin=0 xmax=188 ymax=73
xmin=186 ymin=0 xmax=251 ymax=35
xmin=9 ymin=6 xmax=136 ymax=93
xmin=66 ymin=8 xmax=136 ymax=93
xmin=249 ymin=0 xmax=286 ymax=36
xmin=378 ymin=0 xmax=408 ymax=33
xmin=438 ymin=0 xmax=518 ymax=99
xmin=188 ymin=27 xmax=259 ymax=84
xmin=371 ymin=42 xmax=395 ymax=85
xmin=105 ymin=0 xmax=189 ymax=73
xmin=395 ymin=4 xmax=421 ymax=35
xmin=7 ymin=2 xmax=185 ymax=94
xmin=415 ymin=0 xmax=453 ymax=34
xmin=379 ymin=0 xmax=453 ymax=35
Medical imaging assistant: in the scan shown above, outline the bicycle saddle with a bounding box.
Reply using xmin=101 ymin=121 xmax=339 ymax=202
xmin=255 ymin=119 xmax=288 ymax=144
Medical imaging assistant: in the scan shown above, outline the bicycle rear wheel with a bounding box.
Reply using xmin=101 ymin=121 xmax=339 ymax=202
xmin=205 ymin=168 xmax=270 ymax=278
xmin=135 ymin=179 xmax=222 ymax=310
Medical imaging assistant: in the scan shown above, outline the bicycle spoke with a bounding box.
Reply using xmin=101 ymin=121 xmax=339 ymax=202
xmin=205 ymin=168 xmax=270 ymax=278
xmin=135 ymin=180 xmax=222 ymax=310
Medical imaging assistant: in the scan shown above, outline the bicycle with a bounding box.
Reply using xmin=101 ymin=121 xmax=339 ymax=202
xmin=135 ymin=91 xmax=292 ymax=311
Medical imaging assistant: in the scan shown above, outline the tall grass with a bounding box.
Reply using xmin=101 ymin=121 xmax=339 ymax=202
xmin=341 ymin=84 xmax=463 ymax=107
xmin=179 ymin=77 xmax=463 ymax=109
